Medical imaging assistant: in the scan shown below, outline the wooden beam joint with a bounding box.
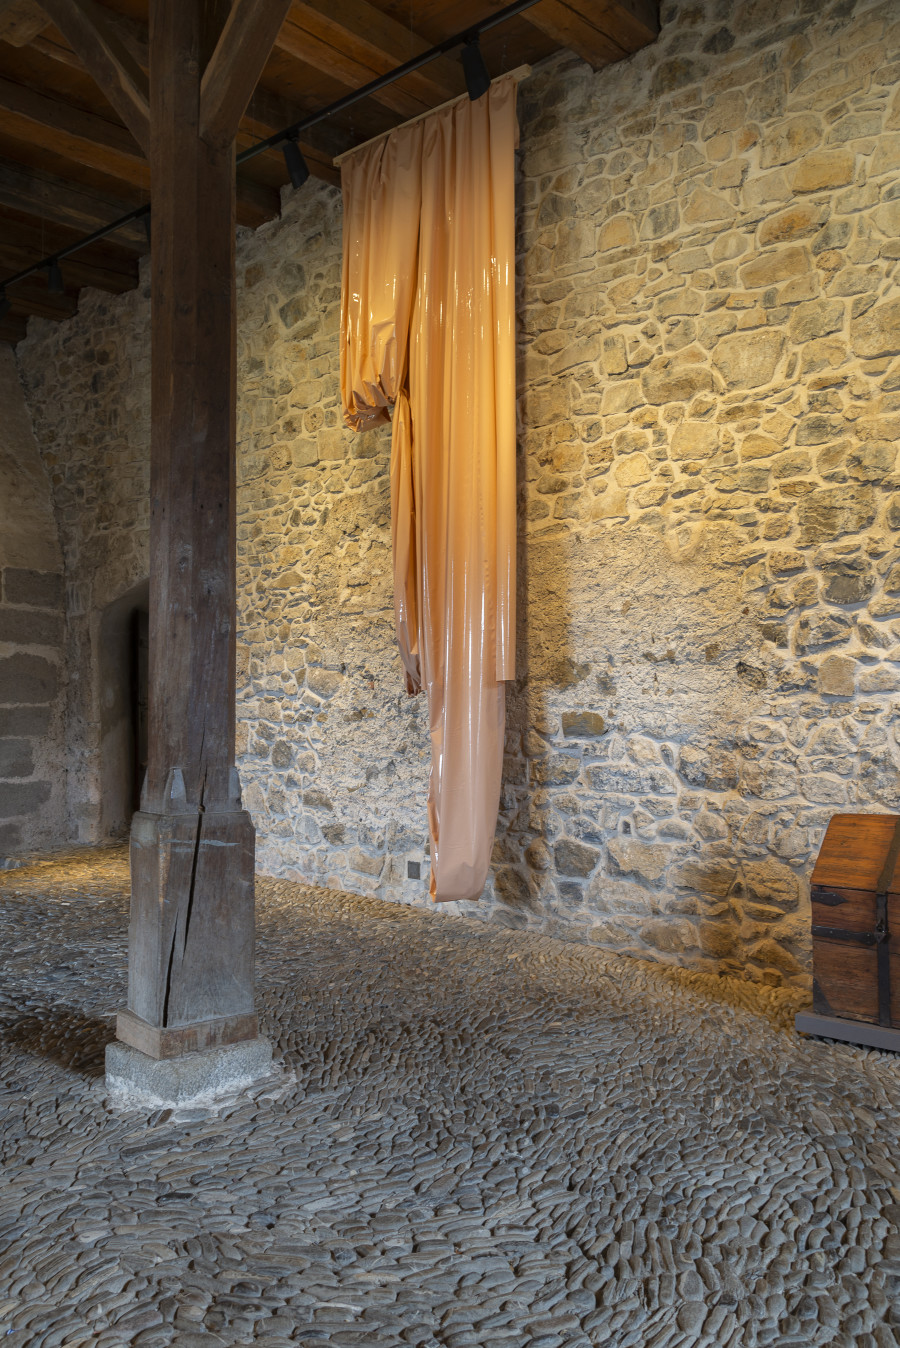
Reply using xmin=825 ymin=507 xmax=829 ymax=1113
xmin=35 ymin=0 xmax=151 ymax=151
xmin=199 ymin=0 xmax=293 ymax=147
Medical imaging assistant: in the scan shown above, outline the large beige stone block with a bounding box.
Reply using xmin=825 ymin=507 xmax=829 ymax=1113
xmin=670 ymin=421 xmax=719 ymax=460
xmin=641 ymin=360 xmax=714 ymax=405
xmin=682 ymin=187 xmax=735 ymax=224
xmin=759 ymin=114 xmax=822 ymax=168
xmin=740 ymin=246 xmax=810 ymax=288
xmin=601 ymin=335 xmax=628 ymax=375
xmin=669 ymin=859 xmax=736 ymax=898
xmin=740 ymin=432 xmax=781 ymax=459
xmin=791 ymin=150 xmax=855 ymax=192
xmin=698 ymin=920 xmax=737 ymax=959
xmin=639 ymin=201 xmax=680 ymax=240
xmin=788 ymin=299 xmax=844 ymax=343
xmin=712 ymin=330 xmax=785 ymax=388
xmin=758 ymin=203 xmax=827 ymax=245
xmin=607 ymin=837 xmax=671 ymax=885
xmin=849 ymin=298 xmax=900 ymax=358
xmin=817 ymin=655 xmax=855 ymax=696
xmin=614 ymin=453 xmax=651 ymax=487
xmin=870 ymin=133 xmax=900 ymax=176
xmin=641 ymin=917 xmax=696 ymax=953
xmin=702 ymin=90 xmax=746 ymax=137
xmin=738 ymin=859 xmax=802 ymax=911
xmin=599 ymin=215 xmax=637 ymax=250
xmin=600 ymin=379 xmax=642 ymax=414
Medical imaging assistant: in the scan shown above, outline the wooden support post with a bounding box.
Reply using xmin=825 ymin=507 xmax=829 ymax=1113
xmin=107 ymin=0 xmax=290 ymax=1069
xmin=116 ymin=0 xmax=251 ymax=1060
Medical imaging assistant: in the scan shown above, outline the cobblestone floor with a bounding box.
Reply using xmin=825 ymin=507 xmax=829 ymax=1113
xmin=0 ymin=848 xmax=899 ymax=1347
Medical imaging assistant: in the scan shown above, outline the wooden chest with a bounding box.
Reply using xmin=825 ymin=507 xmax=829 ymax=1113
xmin=809 ymin=812 xmax=900 ymax=1030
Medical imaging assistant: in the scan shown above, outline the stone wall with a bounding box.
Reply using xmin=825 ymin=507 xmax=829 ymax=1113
xmin=16 ymin=284 xmax=151 ymax=845
xmin=233 ymin=189 xmax=431 ymax=907
xmin=15 ymin=0 xmax=900 ymax=989
xmin=0 ymin=346 xmax=66 ymax=854
xmin=498 ymin=0 xmax=900 ymax=988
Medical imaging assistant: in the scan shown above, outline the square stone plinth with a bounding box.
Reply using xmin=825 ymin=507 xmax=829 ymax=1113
xmin=105 ymin=1037 xmax=273 ymax=1106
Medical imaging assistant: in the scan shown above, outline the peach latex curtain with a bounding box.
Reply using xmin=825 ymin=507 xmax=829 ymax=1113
xmin=340 ymin=76 xmax=518 ymax=902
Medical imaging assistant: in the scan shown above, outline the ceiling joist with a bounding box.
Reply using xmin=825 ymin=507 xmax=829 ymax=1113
xmin=34 ymin=0 xmax=150 ymax=149
xmin=0 ymin=0 xmax=661 ymax=342
xmin=285 ymin=0 xmax=465 ymax=106
xmin=0 ymin=158 xmax=144 ymax=244
xmin=0 ymin=76 xmax=280 ymax=227
xmin=0 ymin=73 xmax=146 ymax=181
xmin=526 ymin=0 xmax=629 ymax=66
xmin=274 ymin=6 xmax=464 ymax=121
xmin=0 ymin=270 xmax=76 ymax=316
xmin=0 ymin=0 xmax=47 ymax=46
xmin=0 ymin=233 xmax=136 ymax=292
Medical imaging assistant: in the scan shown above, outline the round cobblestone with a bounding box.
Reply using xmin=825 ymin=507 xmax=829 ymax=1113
xmin=0 ymin=846 xmax=898 ymax=1346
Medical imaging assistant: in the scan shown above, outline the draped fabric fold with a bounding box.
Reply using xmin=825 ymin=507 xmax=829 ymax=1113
xmin=340 ymin=76 xmax=518 ymax=902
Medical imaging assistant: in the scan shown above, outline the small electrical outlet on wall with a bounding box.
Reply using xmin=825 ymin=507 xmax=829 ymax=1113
xmin=407 ymin=860 xmax=421 ymax=880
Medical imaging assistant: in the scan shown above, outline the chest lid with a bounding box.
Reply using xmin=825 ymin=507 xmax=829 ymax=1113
xmin=812 ymin=813 xmax=900 ymax=894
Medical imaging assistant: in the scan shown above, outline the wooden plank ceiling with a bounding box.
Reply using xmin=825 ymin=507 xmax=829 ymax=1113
xmin=0 ymin=0 xmax=659 ymax=346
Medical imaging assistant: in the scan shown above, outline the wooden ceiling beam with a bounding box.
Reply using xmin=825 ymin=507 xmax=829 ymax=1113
xmin=69 ymin=1 xmax=148 ymax=67
xmin=289 ymin=0 xmax=465 ymax=102
xmin=519 ymin=1 xmax=627 ymax=65
xmin=0 ymin=0 xmax=47 ymax=46
xmin=587 ymin=0 xmax=660 ymax=48
xmin=200 ymin=0 xmax=293 ymax=147
xmin=409 ymin=0 xmax=657 ymax=67
xmin=243 ymin=83 xmax=347 ymax=160
xmin=0 ymin=158 xmax=145 ymax=246
xmin=34 ymin=0 xmax=151 ymax=150
xmin=235 ymin=128 xmax=338 ymax=187
xmin=276 ymin=19 xmax=425 ymax=120
xmin=29 ymin=28 xmax=84 ymax=66
xmin=29 ymin=12 xmax=348 ymax=174
xmin=0 ymin=236 xmax=137 ymax=292
xmin=525 ymin=0 xmax=659 ymax=66
xmin=0 ymin=77 xmax=279 ymax=227
xmin=0 ymin=206 xmax=140 ymax=274
xmin=0 ymin=74 xmax=148 ymax=181
xmin=276 ymin=0 xmax=465 ymax=120
xmin=0 ymin=270 xmax=79 ymax=318
xmin=33 ymin=3 xmax=150 ymax=69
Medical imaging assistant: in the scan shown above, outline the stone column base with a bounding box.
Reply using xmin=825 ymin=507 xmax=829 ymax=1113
xmin=105 ymin=1037 xmax=273 ymax=1107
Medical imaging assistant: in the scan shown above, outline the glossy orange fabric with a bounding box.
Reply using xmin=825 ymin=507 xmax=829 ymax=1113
xmin=341 ymin=77 xmax=518 ymax=902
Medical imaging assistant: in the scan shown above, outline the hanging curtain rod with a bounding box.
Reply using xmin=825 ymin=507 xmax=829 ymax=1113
xmin=333 ymin=64 xmax=532 ymax=167
xmin=0 ymin=0 xmax=544 ymax=298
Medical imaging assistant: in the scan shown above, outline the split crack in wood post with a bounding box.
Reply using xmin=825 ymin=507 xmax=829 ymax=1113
xmin=162 ymin=811 xmax=205 ymax=1028
xmin=113 ymin=0 xmax=291 ymax=1061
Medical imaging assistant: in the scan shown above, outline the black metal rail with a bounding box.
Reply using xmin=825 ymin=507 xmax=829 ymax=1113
xmin=0 ymin=0 xmax=542 ymax=300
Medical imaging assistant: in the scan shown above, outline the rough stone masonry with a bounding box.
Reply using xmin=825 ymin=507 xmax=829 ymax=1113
xmin=12 ymin=0 xmax=900 ymax=992
xmin=0 ymin=346 xmax=66 ymax=855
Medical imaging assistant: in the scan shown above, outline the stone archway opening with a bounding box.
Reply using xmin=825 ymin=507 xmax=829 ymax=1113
xmin=98 ymin=579 xmax=149 ymax=839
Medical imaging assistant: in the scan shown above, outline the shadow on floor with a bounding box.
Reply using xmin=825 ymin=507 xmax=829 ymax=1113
xmin=0 ymin=1007 xmax=113 ymax=1078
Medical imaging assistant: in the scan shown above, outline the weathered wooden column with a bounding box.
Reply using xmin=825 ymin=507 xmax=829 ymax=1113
xmin=88 ymin=0 xmax=293 ymax=1100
